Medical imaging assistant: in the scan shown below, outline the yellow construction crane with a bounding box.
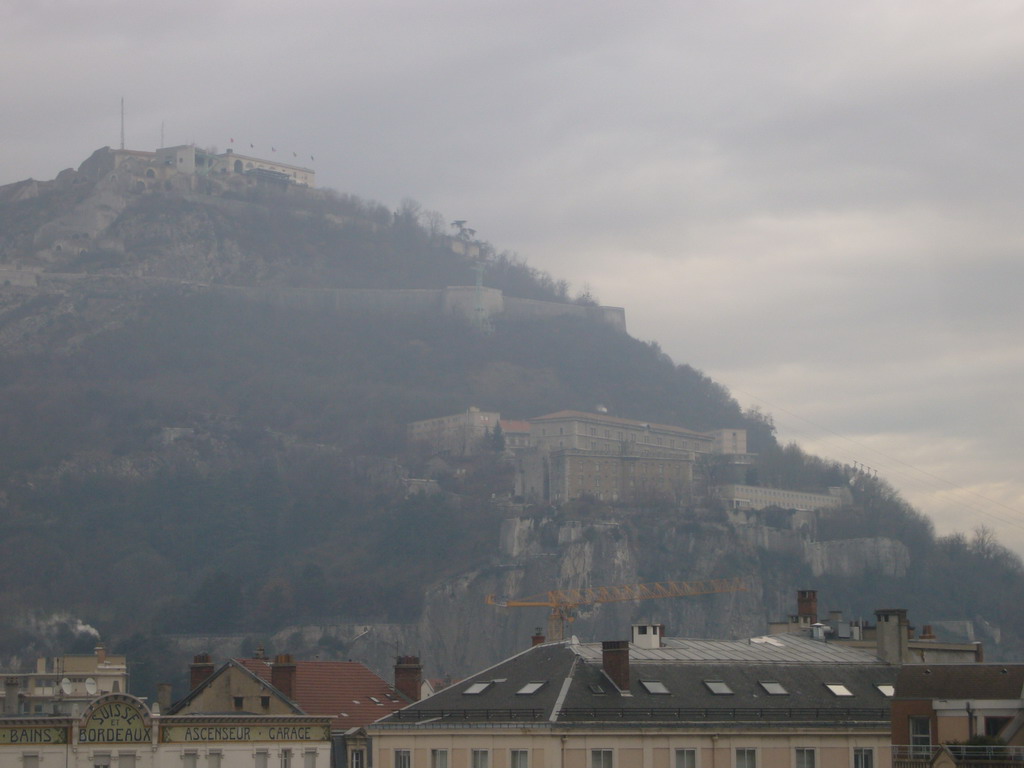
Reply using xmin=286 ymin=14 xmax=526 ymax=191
xmin=486 ymin=576 xmax=747 ymax=641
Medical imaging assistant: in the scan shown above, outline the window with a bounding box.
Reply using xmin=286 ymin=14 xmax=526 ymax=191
xmin=208 ymin=753 xmax=221 ymax=768
xmin=705 ymin=680 xmax=733 ymax=695
xmin=256 ymin=753 xmax=269 ymax=768
xmin=517 ymin=681 xmax=546 ymax=695
xmin=676 ymin=749 xmax=696 ymax=768
xmin=233 ymin=696 xmax=244 ymax=710
xmin=351 ymin=751 xmax=365 ymax=768
xmin=825 ymin=683 xmax=853 ymax=697
xmin=396 ymin=750 xmax=411 ymax=768
xmin=432 ymin=750 xmax=449 ymax=768
xmin=795 ymin=748 xmax=815 ymax=768
xmin=910 ymin=717 xmax=931 ymax=757
xmin=986 ymin=716 xmax=1012 ymax=737
xmin=592 ymin=750 xmax=613 ymax=768
xmin=875 ymin=685 xmax=894 ymax=697
xmin=282 ymin=750 xmax=293 ymax=768
xmin=511 ymin=750 xmax=529 ymax=768
xmin=464 ymin=682 xmax=492 ymax=694
xmin=182 ymin=755 xmax=197 ymax=768
xmin=304 ymin=751 xmax=318 ymax=768
xmin=23 ymin=756 xmax=39 ymax=768
xmin=735 ymin=749 xmax=756 ymax=768
xmin=853 ymin=748 xmax=873 ymax=768
xmin=759 ymin=681 xmax=788 ymax=695
xmin=640 ymin=680 xmax=670 ymax=694
xmin=472 ymin=751 xmax=490 ymax=768
xmin=262 ymin=695 xmax=271 ymax=709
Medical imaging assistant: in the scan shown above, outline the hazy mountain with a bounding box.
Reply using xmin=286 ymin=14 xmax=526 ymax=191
xmin=1 ymin=148 xmax=1021 ymax=697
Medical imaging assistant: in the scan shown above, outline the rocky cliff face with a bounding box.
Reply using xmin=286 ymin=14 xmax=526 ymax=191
xmin=177 ymin=514 xmax=912 ymax=683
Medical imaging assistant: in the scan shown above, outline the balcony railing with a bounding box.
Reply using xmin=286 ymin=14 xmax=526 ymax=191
xmin=893 ymin=745 xmax=1024 ymax=768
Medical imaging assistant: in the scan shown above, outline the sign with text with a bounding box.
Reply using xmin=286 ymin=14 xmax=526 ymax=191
xmin=0 ymin=726 xmax=67 ymax=745
xmin=79 ymin=695 xmax=152 ymax=744
xmin=162 ymin=723 xmax=330 ymax=743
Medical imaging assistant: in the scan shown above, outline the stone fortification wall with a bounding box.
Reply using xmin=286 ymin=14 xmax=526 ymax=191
xmin=25 ymin=273 xmax=627 ymax=331
xmin=504 ymin=295 xmax=627 ymax=331
xmin=219 ymin=284 xmax=446 ymax=316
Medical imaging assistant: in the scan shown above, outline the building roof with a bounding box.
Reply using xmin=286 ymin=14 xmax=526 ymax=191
xmin=895 ymin=664 xmax=1024 ymax=700
xmin=498 ymin=419 xmax=531 ymax=434
xmin=529 ymin=410 xmax=710 ymax=438
xmin=236 ymin=658 xmax=407 ymax=728
xmin=375 ymin=636 xmax=895 ymax=729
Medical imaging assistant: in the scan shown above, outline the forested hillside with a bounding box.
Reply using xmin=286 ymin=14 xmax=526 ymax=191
xmin=1 ymin=152 xmax=1022 ymax=698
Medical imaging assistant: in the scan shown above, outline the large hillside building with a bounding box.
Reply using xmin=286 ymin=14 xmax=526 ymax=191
xmin=517 ymin=411 xmax=752 ymax=505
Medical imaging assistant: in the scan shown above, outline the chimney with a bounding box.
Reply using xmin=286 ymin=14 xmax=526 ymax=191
xmin=157 ymin=683 xmax=173 ymax=713
xmin=272 ymin=654 xmax=297 ymax=700
xmin=531 ymin=628 xmax=546 ymax=646
xmin=4 ymin=678 xmax=20 ymax=714
xmin=920 ymin=625 xmax=936 ymax=641
xmin=394 ymin=656 xmax=422 ymax=702
xmin=189 ymin=653 xmax=215 ymax=691
xmin=797 ymin=590 xmax=818 ymax=625
xmin=95 ymin=644 xmax=107 ymax=665
xmin=602 ymin=640 xmax=630 ymax=691
xmin=875 ymin=609 xmax=909 ymax=664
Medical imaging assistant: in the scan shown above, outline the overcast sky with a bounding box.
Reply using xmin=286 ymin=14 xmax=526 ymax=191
xmin=4 ymin=1 xmax=1023 ymax=553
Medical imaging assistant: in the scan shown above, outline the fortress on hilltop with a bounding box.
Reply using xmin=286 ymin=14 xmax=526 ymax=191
xmin=1 ymin=145 xmax=628 ymax=332
xmin=88 ymin=144 xmax=315 ymax=191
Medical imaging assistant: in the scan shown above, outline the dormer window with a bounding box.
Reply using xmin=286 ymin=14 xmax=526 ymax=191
xmin=825 ymin=683 xmax=853 ymax=697
xmin=640 ymin=680 xmax=670 ymax=694
xmin=517 ymin=681 xmax=546 ymax=695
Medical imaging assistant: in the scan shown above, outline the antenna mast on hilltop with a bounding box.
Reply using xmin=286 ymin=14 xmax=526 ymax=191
xmin=120 ymin=98 xmax=125 ymax=150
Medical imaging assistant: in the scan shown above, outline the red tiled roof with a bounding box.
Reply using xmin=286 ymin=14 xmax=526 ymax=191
xmin=498 ymin=419 xmax=531 ymax=434
xmin=236 ymin=658 xmax=407 ymax=729
xmin=529 ymin=410 xmax=709 ymax=437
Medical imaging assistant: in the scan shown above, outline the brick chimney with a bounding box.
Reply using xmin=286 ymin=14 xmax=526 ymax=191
xmin=272 ymin=654 xmax=297 ymax=700
xmin=95 ymin=644 xmax=107 ymax=665
xmin=797 ymin=590 xmax=818 ymax=625
xmin=189 ymin=653 xmax=215 ymax=691
xmin=602 ymin=640 xmax=630 ymax=691
xmin=394 ymin=656 xmax=422 ymax=702
xmin=531 ymin=628 xmax=546 ymax=646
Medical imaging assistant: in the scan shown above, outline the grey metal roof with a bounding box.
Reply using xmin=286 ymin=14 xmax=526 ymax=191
xmin=376 ymin=636 xmax=894 ymax=729
xmin=895 ymin=664 xmax=1024 ymax=699
xmin=573 ymin=634 xmax=883 ymax=665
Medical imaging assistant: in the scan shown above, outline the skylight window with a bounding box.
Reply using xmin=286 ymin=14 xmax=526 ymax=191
xmin=875 ymin=684 xmax=894 ymax=697
xmin=759 ymin=681 xmax=788 ymax=695
xmin=825 ymin=683 xmax=853 ymax=697
xmin=704 ymin=680 xmax=733 ymax=695
xmin=464 ymin=682 xmax=493 ymax=695
xmin=517 ymin=681 xmax=547 ymax=695
xmin=640 ymin=680 xmax=670 ymax=694
xmin=589 ymin=683 xmax=606 ymax=695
